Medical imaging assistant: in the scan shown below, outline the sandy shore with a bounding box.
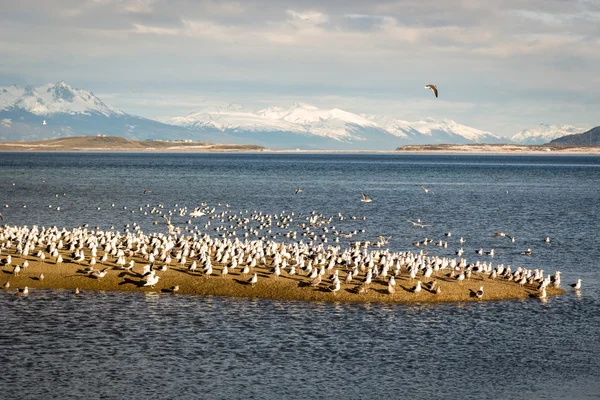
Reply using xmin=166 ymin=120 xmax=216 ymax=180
xmin=395 ymin=144 xmax=600 ymax=154
xmin=1 ymin=248 xmax=564 ymax=303
xmin=0 ymin=136 xmax=264 ymax=152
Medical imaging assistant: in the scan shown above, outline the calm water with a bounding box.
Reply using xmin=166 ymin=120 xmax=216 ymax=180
xmin=1 ymin=152 xmax=599 ymax=399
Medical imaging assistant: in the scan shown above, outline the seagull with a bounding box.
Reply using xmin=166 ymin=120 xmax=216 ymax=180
xmin=544 ymin=236 xmax=551 ymax=243
xmin=143 ymin=275 xmax=160 ymax=288
xmin=521 ymin=248 xmax=532 ymax=256
xmin=42 ymin=120 xmax=47 ymax=125
xmin=570 ymin=279 xmax=582 ymax=290
xmin=413 ymin=281 xmax=422 ymax=293
xmin=17 ymin=286 xmax=29 ymax=295
xmin=248 ymin=273 xmax=258 ymax=287
xmin=0 ymin=212 xmax=3 ymax=221
xmin=329 ymin=280 xmax=341 ymax=294
xmin=407 ymin=219 xmax=431 ymax=228
xmin=361 ymin=193 xmax=373 ymax=203
xmin=493 ymin=232 xmax=513 ymax=240
xmin=419 ymin=186 xmax=435 ymax=194
xmin=295 ymin=187 xmax=302 ymax=195
xmin=475 ymin=286 xmax=484 ymax=300
xmin=143 ymin=189 xmax=152 ymax=194
xmin=3 ymin=281 xmax=9 ymax=290
xmin=424 ymin=84 xmax=438 ymax=98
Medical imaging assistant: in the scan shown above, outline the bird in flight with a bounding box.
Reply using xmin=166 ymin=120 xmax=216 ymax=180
xmin=361 ymin=193 xmax=373 ymax=203
xmin=493 ymin=232 xmax=513 ymax=240
xmin=295 ymin=187 xmax=302 ymax=194
xmin=425 ymin=84 xmax=438 ymax=98
xmin=419 ymin=186 xmax=435 ymax=194
xmin=408 ymin=219 xmax=431 ymax=228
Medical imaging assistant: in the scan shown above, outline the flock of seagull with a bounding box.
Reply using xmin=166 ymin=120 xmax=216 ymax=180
xmin=0 ymin=186 xmax=584 ymax=301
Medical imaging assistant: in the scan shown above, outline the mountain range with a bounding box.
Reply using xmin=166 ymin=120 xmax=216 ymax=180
xmin=0 ymin=81 xmax=593 ymax=149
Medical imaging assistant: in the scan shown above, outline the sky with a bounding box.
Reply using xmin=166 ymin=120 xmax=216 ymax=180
xmin=0 ymin=0 xmax=598 ymax=137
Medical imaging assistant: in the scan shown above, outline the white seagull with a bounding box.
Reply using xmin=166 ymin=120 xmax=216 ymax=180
xmin=361 ymin=193 xmax=373 ymax=203
xmin=570 ymin=279 xmax=582 ymax=290
xmin=419 ymin=186 xmax=435 ymax=194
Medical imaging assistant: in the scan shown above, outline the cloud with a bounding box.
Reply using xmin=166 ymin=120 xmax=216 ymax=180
xmin=0 ymin=0 xmax=598 ymax=137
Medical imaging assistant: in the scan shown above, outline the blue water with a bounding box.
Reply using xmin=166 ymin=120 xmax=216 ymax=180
xmin=1 ymin=152 xmax=599 ymax=399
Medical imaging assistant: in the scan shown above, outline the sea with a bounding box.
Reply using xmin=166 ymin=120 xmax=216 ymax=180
xmin=0 ymin=152 xmax=599 ymax=399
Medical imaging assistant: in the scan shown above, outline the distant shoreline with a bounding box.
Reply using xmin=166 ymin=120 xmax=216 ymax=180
xmin=0 ymin=136 xmax=599 ymax=154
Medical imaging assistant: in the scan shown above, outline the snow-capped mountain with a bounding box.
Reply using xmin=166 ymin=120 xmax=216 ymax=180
xmin=511 ymin=123 xmax=587 ymax=145
xmin=0 ymin=81 xmax=124 ymax=117
xmin=0 ymin=81 xmax=234 ymax=143
xmin=362 ymin=115 xmax=505 ymax=144
xmin=164 ymin=103 xmax=507 ymax=148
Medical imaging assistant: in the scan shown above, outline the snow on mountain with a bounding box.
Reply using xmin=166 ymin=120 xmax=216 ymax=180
xmin=163 ymin=103 xmax=304 ymax=134
xmin=0 ymin=81 xmax=124 ymax=117
xmin=363 ymin=115 xmax=505 ymax=143
xmin=255 ymin=102 xmax=379 ymax=140
xmin=0 ymin=81 xmax=235 ymax=143
xmin=165 ymin=102 xmax=508 ymax=147
xmin=165 ymin=102 xmax=381 ymax=141
xmin=511 ymin=123 xmax=587 ymax=145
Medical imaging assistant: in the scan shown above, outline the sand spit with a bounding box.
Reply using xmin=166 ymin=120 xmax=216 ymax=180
xmin=0 ymin=229 xmax=564 ymax=304
xmin=0 ymin=136 xmax=264 ymax=152
xmin=396 ymin=144 xmax=600 ymax=154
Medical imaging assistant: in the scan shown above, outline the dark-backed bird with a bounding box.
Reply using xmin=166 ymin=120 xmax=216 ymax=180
xmin=295 ymin=187 xmax=302 ymax=194
xmin=424 ymin=84 xmax=438 ymax=98
xmin=361 ymin=193 xmax=373 ymax=203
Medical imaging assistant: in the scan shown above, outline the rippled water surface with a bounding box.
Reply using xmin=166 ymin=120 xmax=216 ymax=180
xmin=1 ymin=152 xmax=599 ymax=399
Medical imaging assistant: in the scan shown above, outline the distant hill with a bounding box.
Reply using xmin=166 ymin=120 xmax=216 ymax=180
xmin=549 ymin=126 xmax=600 ymax=146
xmin=0 ymin=135 xmax=264 ymax=152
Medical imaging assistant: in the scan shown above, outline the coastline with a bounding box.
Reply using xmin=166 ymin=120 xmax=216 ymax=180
xmin=0 ymin=136 xmax=598 ymax=154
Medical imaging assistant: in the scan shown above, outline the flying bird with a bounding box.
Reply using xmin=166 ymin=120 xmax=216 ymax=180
xmin=424 ymin=84 xmax=438 ymax=98
xmin=361 ymin=193 xmax=373 ymax=203
xmin=419 ymin=186 xmax=435 ymax=194
xmin=295 ymin=187 xmax=302 ymax=195
xmin=407 ymin=219 xmax=431 ymax=228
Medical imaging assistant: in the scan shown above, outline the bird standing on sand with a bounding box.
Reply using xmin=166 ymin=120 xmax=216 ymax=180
xmin=475 ymin=286 xmax=484 ymax=300
xmin=329 ymin=280 xmax=341 ymax=294
xmin=425 ymin=84 xmax=438 ymax=98
xmin=413 ymin=281 xmax=422 ymax=293
xmin=361 ymin=193 xmax=373 ymax=203
xmin=249 ymin=273 xmax=258 ymax=287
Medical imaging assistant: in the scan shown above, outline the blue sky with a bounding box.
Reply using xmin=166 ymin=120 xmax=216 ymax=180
xmin=1 ymin=0 xmax=598 ymax=136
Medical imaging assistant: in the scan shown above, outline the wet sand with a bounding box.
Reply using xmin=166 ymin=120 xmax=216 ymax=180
xmin=1 ymin=249 xmax=564 ymax=303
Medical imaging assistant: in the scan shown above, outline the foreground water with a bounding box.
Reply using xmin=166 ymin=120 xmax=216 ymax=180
xmin=1 ymin=152 xmax=599 ymax=399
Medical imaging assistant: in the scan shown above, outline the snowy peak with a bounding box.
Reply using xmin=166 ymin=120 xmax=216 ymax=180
xmin=511 ymin=123 xmax=588 ymax=144
xmin=0 ymin=81 xmax=123 ymax=117
xmin=361 ymin=115 xmax=504 ymax=143
xmin=166 ymin=102 xmax=383 ymax=141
